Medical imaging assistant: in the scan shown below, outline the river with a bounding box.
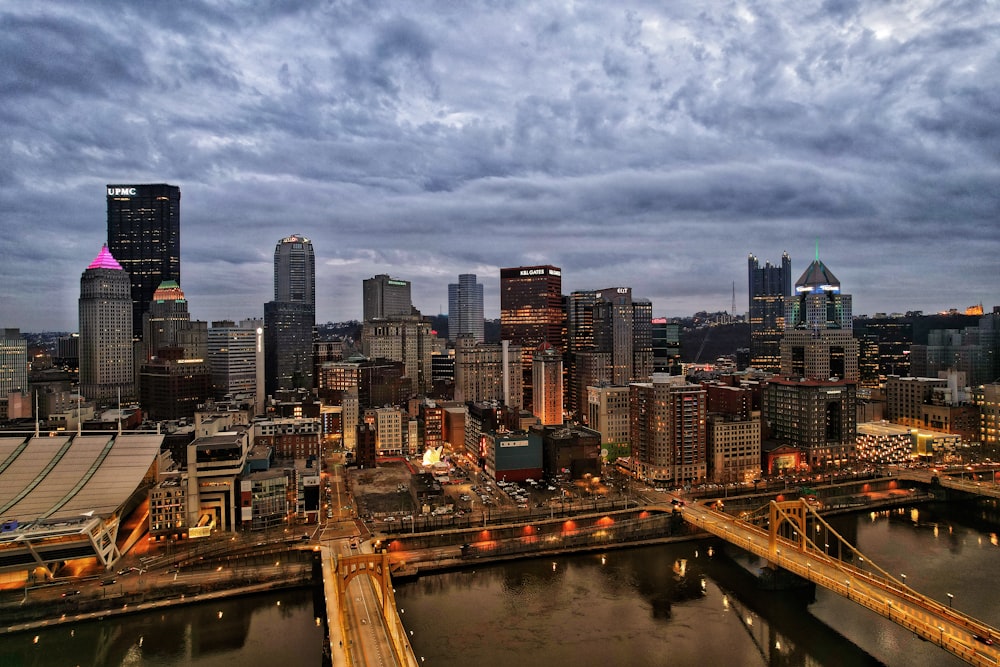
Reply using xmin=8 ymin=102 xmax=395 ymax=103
xmin=1 ymin=499 xmax=997 ymax=666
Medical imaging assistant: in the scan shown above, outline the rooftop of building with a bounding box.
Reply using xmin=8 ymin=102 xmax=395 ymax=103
xmin=86 ymin=244 xmax=123 ymax=271
xmin=795 ymin=257 xmax=841 ymax=293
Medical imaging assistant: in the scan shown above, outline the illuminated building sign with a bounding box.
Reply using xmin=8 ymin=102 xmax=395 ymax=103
xmin=107 ymin=187 xmax=137 ymax=196
xmin=388 ymin=280 xmax=408 ymax=286
xmin=500 ymin=439 xmax=529 ymax=448
xmin=519 ymin=268 xmax=561 ymax=277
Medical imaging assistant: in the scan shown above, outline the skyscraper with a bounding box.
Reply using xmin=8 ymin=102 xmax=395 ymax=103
xmin=138 ymin=281 xmax=210 ymax=421
xmin=748 ymin=252 xmax=791 ymax=372
xmin=453 ymin=337 xmax=523 ymax=409
xmin=265 ymin=235 xmax=316 ymax=395
xmin=780 ymin=254 xmax=858 ymax=382
xmin=0 ymin=329 xmax=27 ymax=398
xmin=274 ymin=234 xmax=315 ymax=308
xmin=500 ymin=265 xmax=564 ymax=412
xmin=208 ymin=319 xmax=264 ymax=409
xmin=765 ymin=252 xmax=859 ymax=468
xmin=565 ymin=287 xmax=652 ymax=418
xmin=363 ymin=274 xmax=412 ymax=322
xmin=0 ymin=328 xmax=28 ymax=420
xmin=447 ymin=274 xmax=484 ymax=343
xmin=532 ymin=343 xmax=563 ymax=425
xmin=106 ymin=183 xmax=181 ymax=339
xmin=79 ymin=245 xmax=134 ymax=402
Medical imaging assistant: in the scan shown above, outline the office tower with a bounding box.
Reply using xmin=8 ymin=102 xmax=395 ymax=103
xmin=138 ymin=281 xmax=210 ymax=420
xmin=762 ymin=378 xmax=857 ymax=468
xmin=566 ymin=287 xmax=652 ymax=417
xmin=630 ymin=375 xmax=707 ymax=485
xmin=767 ymin=252 xmax=859 ymax=468
xmin=566 ymin=290 xmax=598 ymax=353
xmin=780 ymin=254 xmax=859 ymax=382
xmin=106 ymin=183 xmax=181 ymax=339
xmin=652 ymin=318 xmax=681 ymax=374
xmin=142 ymin=281 xmax=199 ymax=361
xmin=265 ymin=234 xmax=316 ymax=395
xmin=748 ymin=252 xmax=791 ymax=372
xmin=0 ymin=329 xmax=27 ymax=397
xmin=453 ymin=337 xmax=523 ymax=409
xmin=0 ymin=329 xmax=28 ymax=420
xmin=593 ymin=288 xmax=635 ymax=386
xmin=632 ymin=298 xmax=653 ymax=383
xmin=363 ymin=274 xmax=412 ymax=322
xmin=854 ymin=317 xmax=913 ymax=389
xmin=532 ymin=343 xmax=563 ymax=425
xmin=208 ymin=319 xmax=264 ymax=406
xmin=274 ymin=233 xmax=315 ymax=307
xmin=79 ymin=245 xmax=134 ymax=402
xmin=361 ymin=317 xmax=433 ymax=395
xmin=448 ymin=274 xmax=485 ymax=343
xmin=500 ymin=265 xmax=564 ymax=412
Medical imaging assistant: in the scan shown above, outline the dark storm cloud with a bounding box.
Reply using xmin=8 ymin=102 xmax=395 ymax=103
xmin=1 ymin=1 xmax=998 ymax=330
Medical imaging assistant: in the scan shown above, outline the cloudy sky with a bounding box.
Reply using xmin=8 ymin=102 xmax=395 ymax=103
xmin=2 ymin=1 xmax=998 ymax=332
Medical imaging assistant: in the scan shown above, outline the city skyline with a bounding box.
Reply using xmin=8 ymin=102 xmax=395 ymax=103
xmin=2 ymin=2 xmax=998 ymax=331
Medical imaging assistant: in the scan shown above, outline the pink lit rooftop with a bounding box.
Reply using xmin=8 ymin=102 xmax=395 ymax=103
xmin=87 ymin=245 xmax=124 ymax=270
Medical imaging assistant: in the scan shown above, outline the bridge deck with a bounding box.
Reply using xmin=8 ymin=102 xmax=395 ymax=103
xmin=678 ymin=499 xmax=1000 ymax=667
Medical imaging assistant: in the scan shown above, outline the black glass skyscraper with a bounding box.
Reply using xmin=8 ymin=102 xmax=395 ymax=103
xmin=106 ymin=183 xmax=181 ymax=339
xmin=748 ymin=252 xmax=791 ymax=372
xmin=265 ymin=234 xmax=316 ymax=395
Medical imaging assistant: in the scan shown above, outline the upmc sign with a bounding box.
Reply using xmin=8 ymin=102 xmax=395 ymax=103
xmin=107 ymin=187 xmax=137 ymax=196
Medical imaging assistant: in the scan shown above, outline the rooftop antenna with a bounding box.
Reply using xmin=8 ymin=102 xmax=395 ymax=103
xmin=815 ymin=239 xmax=820 ymax=262
xmin=731 ymin=281 xmax=736 ymax=315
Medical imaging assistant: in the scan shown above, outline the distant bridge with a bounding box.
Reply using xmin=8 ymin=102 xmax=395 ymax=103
xmin=678 ymin=498 xmax=1000 ymax=666
xmin=897 ymin=469 xmax=1000 ymax=500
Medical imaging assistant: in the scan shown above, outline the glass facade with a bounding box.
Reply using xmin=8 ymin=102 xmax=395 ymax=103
xmin=106 ymin=183 xmax=181 ymax=339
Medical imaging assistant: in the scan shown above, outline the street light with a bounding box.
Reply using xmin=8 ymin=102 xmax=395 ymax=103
xmin=947 ymin=593 xmax=954 ymax=608
xmin=900 ymin=573 xmax=907 ymax=587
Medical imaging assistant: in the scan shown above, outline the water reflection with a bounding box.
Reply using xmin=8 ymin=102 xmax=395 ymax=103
xmin=0 ymin=588 xmax=323 ymax=667
xmin=397 ymin=541 xmax=881 ymax=667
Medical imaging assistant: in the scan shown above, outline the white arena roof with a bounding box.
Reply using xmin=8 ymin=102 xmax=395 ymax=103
xmin=0 ymin=431 xmax=163 ymax=574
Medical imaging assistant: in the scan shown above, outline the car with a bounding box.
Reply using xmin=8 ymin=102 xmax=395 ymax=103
xmin=61 ymin=590 xmax=81 ymax=597
xmin=384 ymin=516 xmax=397 ymax=522
xmin=101 ymin=578 xmax=117 ymax=586
xmin=973 ymin=635 xmax=995 ymax=646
